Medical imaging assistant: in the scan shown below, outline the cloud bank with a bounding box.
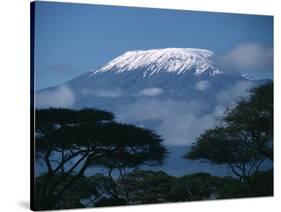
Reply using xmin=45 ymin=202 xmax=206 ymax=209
xmin=117 ymin=99 xmax=220 ymax=145
xmin=117 ymin=80 xmax=253 ymax=145
xmin=216 ymin=80 xmax=254 ymax=104
xmin=36 ymin=85 xmax=75 ymax=108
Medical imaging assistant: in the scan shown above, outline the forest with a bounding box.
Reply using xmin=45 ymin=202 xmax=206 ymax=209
xmin=34 ymin=82 xmax=273 ymax=210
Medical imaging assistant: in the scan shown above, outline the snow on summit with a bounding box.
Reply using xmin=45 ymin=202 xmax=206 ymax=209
xmin=92 ymin=48 xmax=222 ymax=77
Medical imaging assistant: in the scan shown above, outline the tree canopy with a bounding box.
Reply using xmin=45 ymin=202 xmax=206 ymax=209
xmin=35 ymin=108 xmax=167 ymax=210
xmin=185 ymin=82 xmax=273 ymax=193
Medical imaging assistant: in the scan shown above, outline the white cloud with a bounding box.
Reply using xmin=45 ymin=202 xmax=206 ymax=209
xmin=218 ymin=43 xmax=273 ymax=74
xmin=36 ymin=85 xmax=75 ymax=108
xmin=195 ymin=80 xmax=211 ymax=91
xmin=214 ymin=104 xmax=226 ymax=116
xmin=216 ymin=80 xmax=254 ymax=105
xmin=116 ymin=99 xmax=216 ymax=145
xmin=116 ymin=80 xmax=256 ymax=146
xmin=158 ymin=111 xmax=219 ymax=145
xmin=139 ymin=88 xmax=163 ymax=96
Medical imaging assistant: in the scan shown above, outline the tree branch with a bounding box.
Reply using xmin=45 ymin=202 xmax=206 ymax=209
xmin=53 ymin=153 xmax=106 ymax=208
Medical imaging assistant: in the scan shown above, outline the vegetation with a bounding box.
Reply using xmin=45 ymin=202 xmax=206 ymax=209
xmin=34 ymin=82 xmax=273 ymax=210
xmin=35 ymin=108 xmax=167 ymax=210
xmin=185 ymin=82 xmax=273 ymax=196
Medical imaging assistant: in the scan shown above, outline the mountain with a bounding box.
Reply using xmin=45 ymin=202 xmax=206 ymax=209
xmin=47 ymin=48 xmax=248 ymax=111
xmin=36 ymin=48 xmax=267 ymax=176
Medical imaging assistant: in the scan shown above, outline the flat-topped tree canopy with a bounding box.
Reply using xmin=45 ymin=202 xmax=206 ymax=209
xmin=36 ymin=108 xmax=114 ymax=125
xmin=34 ymin=108 xmax=167 ymax=210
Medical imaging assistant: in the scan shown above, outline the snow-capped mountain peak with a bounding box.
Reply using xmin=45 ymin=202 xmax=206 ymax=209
xmin=91 ymin=48 xmax=222 ymax=77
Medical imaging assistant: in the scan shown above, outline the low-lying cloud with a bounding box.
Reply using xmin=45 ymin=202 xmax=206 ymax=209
xmin=117 ymin=99 xmax=218 ymax=145
xmin=216 ymin=80 xmax=254 ymax=105
xmin=116 ymin=80 xmax=253 ymax=146
xmin=195 ymin=80 xmax=211 ymax=91
xmin=139 ymin=88 xmax=163 ymax=96
xmin=36 ymin=85 xmax=75 ymax=108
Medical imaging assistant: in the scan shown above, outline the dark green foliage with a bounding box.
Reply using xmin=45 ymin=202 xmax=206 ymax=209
xmin=119 ymin=170 xmax=175 ymax=204
xmin=224 ymin=82 xmax=273 ymax=161
xmin=91 ymin=122 xmax=167 ymax=168
xmin=35 ymin=108 xmax=167 ymax=210
xmin=35 ymin=168 xmax=272 ymax=209
xmin=34 ymin=170 xmax=247 ymax=208
xmin=36 ymin=107 xmax=114 ymax=125
xmin=95 ymin=197 xmax=127 ymax=207
xmin=172 ymin=173 xmax=223 ymax=201
xmin=218 ymin=169 xmax=273 ymax=198
xmin=186 ymin=127 xmax=254 ymax=165
xmin=35 ymin=174 xmax=93 ymax=209
xmin=185 ymin=82 xmax=273 ymax=196
xmin=107 ymin=170 xmax=237 ymax=204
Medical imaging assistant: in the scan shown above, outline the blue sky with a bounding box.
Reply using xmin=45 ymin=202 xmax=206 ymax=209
xmin=34 ymin=1 xmax=273 ymax=90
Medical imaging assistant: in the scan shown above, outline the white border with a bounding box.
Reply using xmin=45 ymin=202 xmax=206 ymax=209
xmin=0 ymin=0 xmax=280 ymax=211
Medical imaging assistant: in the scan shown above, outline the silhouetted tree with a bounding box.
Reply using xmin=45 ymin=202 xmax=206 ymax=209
xmin=92 ymin=122 xmax=168 ymax=204
xmin=171 ymin=173 xmax=230 ymax=201
xmin=108 ymin=170 xmax=235 ymax=204
xmin=35 ymin=108 xmax=167 ymax=210
xmin=185 ymin=82 xmax=273 ymax=195
xmin=113 ymin=170 xmax=175 ymax=204
xmin=218 ymin=169 xmax=273 ymax=198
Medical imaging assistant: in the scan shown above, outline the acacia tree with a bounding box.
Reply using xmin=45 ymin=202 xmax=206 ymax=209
xmin=185 ymin=82 xmax=273 ymax=195
xmin=110 ymin=170 xmax=175 ymax=204
xmin=35 ymin=108 xmax=167 ymax=210
xmin=92 ymin=122 xmax=168 ymax=204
